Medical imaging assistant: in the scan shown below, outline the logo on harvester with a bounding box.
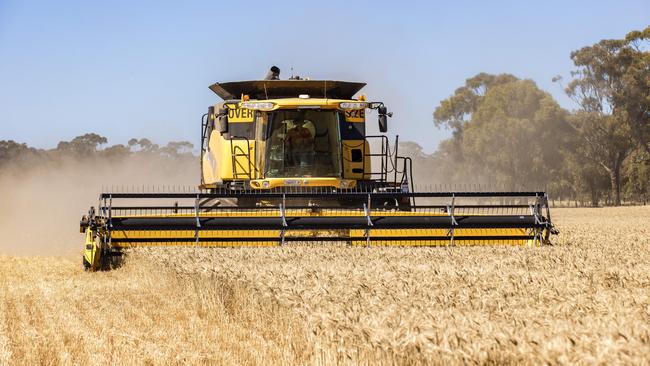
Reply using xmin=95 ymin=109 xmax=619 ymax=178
xmin=283 ymin=179 xmax=301 ymax=185
xmin=228 ymin=107 xmax=255 ymax=122
xmin=344 ymin=109 xmax=365 ymax=122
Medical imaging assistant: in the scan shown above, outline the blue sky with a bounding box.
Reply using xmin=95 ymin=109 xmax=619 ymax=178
xmin=1 ymin=0 xmax=648 ymax=152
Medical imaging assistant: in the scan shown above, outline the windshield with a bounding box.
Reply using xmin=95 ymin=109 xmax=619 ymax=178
xmin=265 ymin=110 xmax=341 ymax=178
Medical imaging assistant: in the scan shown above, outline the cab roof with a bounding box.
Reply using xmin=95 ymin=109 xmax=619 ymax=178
xmin=209 ymin=80 xmax=366 ymax=100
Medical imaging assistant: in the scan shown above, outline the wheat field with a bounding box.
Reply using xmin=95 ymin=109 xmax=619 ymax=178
xmin=1 ymin=206 xmax=649 ymax=365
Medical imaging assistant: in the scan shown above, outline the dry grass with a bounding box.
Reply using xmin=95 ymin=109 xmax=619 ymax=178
xmin=1 ymin=206 xmax=650 ymax=365
xmin=0 ymin=257 xmax=310 ymax=365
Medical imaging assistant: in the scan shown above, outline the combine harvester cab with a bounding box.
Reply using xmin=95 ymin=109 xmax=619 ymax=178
xmin=80 ymin=67 xmax=558 ymax=271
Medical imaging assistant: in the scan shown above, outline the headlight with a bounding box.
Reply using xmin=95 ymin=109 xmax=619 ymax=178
xmin=262 ymin=180 xmax=270 ymax=188
xmin=339 ymin=102 xmax=367 ymax=110
xmin=340 ymin=180 xmax=350 ymax=188
xmin=241 ymin=101 xmax=276 ymax=111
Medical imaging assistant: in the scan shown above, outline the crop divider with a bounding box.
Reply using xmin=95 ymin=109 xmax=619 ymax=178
xmin=361 ymin=193 xmax=373 ymax=247
xmin=280 ymin=194 xmax=287 ymax=246
xmin=194 ymin=193 xmax=201 ymax=245
xmin=108 ymin=194 xmax=113 ymax=247
xmin=446 ymin=194 xmax=457 ymax=246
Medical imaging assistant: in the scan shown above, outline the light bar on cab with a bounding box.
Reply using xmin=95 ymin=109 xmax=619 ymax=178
xmin=240 ymin=101 xmax=276 ymax=111
xmin=339 ymin=102 xmax=367 ymax=110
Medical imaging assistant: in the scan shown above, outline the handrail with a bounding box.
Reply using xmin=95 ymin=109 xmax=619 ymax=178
xmin=200 ymin=113 xmax=208 ymax=185
xmin=229 ymin=136 xmax=254 ymax=180
xmin=363 ymin=135 xmax=390 ymax=182
xmin=396 ymin=156 xmax=415 ymax=205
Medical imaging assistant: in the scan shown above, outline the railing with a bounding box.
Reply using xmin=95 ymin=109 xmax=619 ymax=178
xmin=229 ymin=136 xmax=254 ymax=180
xmin=362 ymin=135 xmax=414 ymax=198
xmin=200 ymin=113 xmax=209 ymax=184
xmin=363 ymin=135 xmax=390 ymax=183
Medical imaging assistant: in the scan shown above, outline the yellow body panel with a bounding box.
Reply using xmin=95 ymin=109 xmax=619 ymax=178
xmin=349 ymin=228 xmax=532 ymax=246
xmin=341 ymin=140 xmax=369 ymax=180
xmin=109 ymin=227 xmax=533 ymax=248
xmin=107 ymin=210 xmax=540 ymax=248
xmin=112 ymin=210 xmax=425 ymax=219
xmin=249 ymin=177 xmax=356 ymax=189
xmin=110 ymin=230 xmax=281 ymax=247
xmin=203 ymin=134 xmax=258 ymax=184
xmin=226 ymin=106 xmax=255 ymax=122
xmin=112 ymin=209 xmax=519 ymax=219
xmin=203 ymin=98 xmax=369 ymax=187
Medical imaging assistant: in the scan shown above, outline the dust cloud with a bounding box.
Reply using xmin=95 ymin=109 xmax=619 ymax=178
xmin=0 ymin=140 xmax=479 ymax=258
xmin=0 ymin=156 xmax=198 ymax=256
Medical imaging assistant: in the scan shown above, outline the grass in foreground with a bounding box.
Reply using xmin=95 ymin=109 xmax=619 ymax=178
xmin=0 ymin=256 xmax=309 ymax=365
xmin=1 ymin=207 xmax=649 ymax=365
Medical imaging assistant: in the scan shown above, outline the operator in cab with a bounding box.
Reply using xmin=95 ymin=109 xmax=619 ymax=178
xmin=285 ymin=113 xmax=314 ymax=168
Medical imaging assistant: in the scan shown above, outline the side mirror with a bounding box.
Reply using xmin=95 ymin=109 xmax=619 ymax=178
xmin=217 ymin=106 xmax=229 ymax=134
xmin=378 ymin=114 xmax=388 ymax=133
xmin=378 ymin=105 xmax=390 ymax=133
xmin=207 ymin=106 xmax=215 ymax=125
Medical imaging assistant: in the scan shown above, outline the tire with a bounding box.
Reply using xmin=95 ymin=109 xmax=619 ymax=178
xmin=397 ymin=197 xmax=413 ymax=212
xmin=109 ymin=252 xmax=124 ymax=269
xmin=82 ymin=256 xmax=91 ymax=271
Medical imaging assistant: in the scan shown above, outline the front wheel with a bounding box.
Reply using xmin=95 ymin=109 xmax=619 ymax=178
xmin=82 ymin=256 xmax=91 ymax=271
xmin=397 ymin=196 xmax=413 ymax=211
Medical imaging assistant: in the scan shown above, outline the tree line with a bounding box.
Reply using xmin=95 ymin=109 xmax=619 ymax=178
xmin=415 ymin=26 xmax=649 ymax=206
xmin=0 ymin=134 xmax=195 ymax=173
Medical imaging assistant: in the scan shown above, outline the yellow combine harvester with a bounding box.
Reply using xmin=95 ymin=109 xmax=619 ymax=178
xmin=80 ymin=67 xmax=557 ymax=270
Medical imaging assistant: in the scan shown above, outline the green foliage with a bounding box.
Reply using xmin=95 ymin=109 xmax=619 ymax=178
xmin=0 ymin=140 xmax=44 ymax=167
xmin=161 ymin=141 xmax=194 ymax=158
xmin=563 ymin=27 xmax=649 ymax=205
xmin=128 ymin=138 xmax=159 ymax=153
xmin=566 ymin=153 xmax=610 ymax=206
xmin=567 ymin=111 xmax=632 ymax=176
xmin=566 ymin=26 xmax=650 ymax=155
xmin=433 ymin=73 xmax=518 ymax=137
xmin=430 ymin=75 xmax=573 ymax=192
xmin=468 ymin=80 xmax=571 ymax=188
xmin=0 ymin=135 xmax=196 ymax=171
xmin=624 ymin=149 xmax=650 ymax=203
xmin=56 ymin=133 xmax=108 ymax=156
xmin=426 ymin=25 xmax=649 ymax=206
xmin=620 ymin=27 xmax=650 ymax=154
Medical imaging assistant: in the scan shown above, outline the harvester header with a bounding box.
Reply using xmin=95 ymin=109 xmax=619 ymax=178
xmin=79 ymin=67 xmax=557 ymax=271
